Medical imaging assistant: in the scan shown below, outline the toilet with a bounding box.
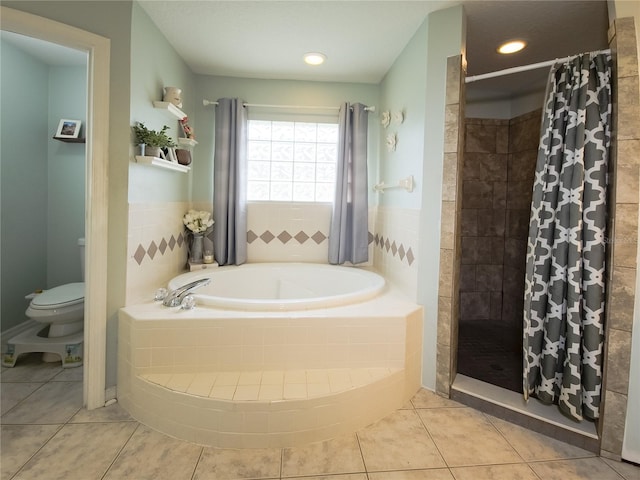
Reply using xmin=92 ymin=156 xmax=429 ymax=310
xmin=2 ymin=238 xmax=85 ymax=368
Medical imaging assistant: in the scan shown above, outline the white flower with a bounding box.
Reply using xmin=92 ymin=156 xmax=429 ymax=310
xmin=381 ymin=110 xmax=391 ymax=128
xmin=183 ymin=209 xmax=214 ymax=234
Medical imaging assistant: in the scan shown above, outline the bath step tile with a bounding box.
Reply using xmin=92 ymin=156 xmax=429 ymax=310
xmin=238 ymin=371 xmax=262 ymax=385
xmin=258 ymin=384 xmax=283 ymax=401
xmin=283 ymin=383 xmax=308 ymax=399
xmin=144 ymin=373 xmax=172 ymax=387
xmin=306 ymin=369 xmax=329 ymax=383
xmin=284 ymin=369 xmax=306 ymax=383
xmin=214 ymin=371 xmax=240 ymax=386
xmin=209 ymin=384 xmax=236 ymax=400
xmin=307 ymin=382 xmax=332 ymax=398
xmin=234 ymin=385 xmax=260 ymax=401
xmin=187 ymin=373 xmax=218 ymax=397
xmin=166 ymin=373 xmax=195 ymax=393
xmin=261 ymin=370 xmax=284 ymax=385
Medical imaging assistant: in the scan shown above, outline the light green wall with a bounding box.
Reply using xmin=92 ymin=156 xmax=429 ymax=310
xmin=129 ymin=1 xmax=195 ymax=203
xmin=47 ymin=66 xmax=86 ymax=288
xmin=193 ymin=75 xmax=380 ymax=203
xmin=0 ymin=39 xmax=49 ymax=332
xmin=378 ymin=19 xmax=428 ymax=210
xmin=418 ymin=5 xmax=465 ymax=389
xmin=2 ymin=0 xmax=133 ymax=387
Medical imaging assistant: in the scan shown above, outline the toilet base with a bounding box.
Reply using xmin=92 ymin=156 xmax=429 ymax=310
xmin=2 ymin=325 xmax=83 ymax=368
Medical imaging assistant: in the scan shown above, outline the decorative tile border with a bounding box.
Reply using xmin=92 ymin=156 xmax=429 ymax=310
xmin=373 ymin=233 xmax=415 ymax=266
xmin=133 ymin=232 xmax=185 ymax=265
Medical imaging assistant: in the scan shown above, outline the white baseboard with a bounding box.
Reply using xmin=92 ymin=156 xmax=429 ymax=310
xmin=1 ymin=320 xmax=37 ymax=354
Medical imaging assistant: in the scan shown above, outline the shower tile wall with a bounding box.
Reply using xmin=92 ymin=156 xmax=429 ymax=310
xmin=458 ymin=110 xmax=540 ymax=392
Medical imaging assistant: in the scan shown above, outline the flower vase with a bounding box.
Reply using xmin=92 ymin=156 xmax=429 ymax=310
xmin=189 ymin=233 xmax=204 ymax=264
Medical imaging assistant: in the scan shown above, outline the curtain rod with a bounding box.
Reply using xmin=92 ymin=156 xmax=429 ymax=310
xmin=465 ymin=49 xmax=612 ymax=84
xmin=202 ymin=99 xmax=375 ymax=112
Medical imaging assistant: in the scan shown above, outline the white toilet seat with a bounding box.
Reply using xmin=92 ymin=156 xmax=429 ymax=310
xmin=26 ymin=282 xmax=85 ymax=325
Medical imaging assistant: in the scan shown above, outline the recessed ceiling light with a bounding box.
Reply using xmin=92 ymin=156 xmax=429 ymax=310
xmin=497 ymin=40 xmax=527 ymax=54
xmin=304 ymin=52 xmax=326 ymax=66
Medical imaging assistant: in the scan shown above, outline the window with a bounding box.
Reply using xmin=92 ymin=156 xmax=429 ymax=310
xmin=247 ymin=120 xmax=338 ymax=202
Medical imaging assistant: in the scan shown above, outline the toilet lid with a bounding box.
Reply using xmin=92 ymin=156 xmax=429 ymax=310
xmin=31 ymin=282 xmax=85 ymax=308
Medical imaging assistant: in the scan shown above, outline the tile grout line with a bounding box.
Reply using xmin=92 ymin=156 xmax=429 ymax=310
xmin=99 ymin=422 xmax=142 ymax=480
xmin=189 ymin=445 xmax=205 ymax=480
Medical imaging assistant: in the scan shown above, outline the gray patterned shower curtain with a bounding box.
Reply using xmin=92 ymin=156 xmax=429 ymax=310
xmin=523 ymin=52 xmax=612 ymax=421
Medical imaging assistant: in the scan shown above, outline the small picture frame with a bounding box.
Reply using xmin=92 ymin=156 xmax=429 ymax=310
xmin=55 ymin=119 xmax=82 ymax=138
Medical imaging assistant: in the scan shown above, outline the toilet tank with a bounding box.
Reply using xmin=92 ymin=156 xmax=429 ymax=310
xmin=78 ymin=238 xmax=85 ymax=281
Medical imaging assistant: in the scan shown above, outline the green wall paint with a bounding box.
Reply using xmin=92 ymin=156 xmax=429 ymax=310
xmin=1 ymin=39 xmax=49 ymax=332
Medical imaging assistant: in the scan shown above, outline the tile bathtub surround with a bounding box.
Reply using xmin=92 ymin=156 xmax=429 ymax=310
xmin=2 ymin=356 xmax=639 ymax=480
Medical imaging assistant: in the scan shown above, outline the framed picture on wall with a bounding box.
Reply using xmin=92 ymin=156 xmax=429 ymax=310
xmin=55 ymin=119 xmax=82 ymax=139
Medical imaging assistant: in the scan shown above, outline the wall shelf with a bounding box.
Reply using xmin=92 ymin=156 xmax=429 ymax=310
xmin=153 ymin=101 xmax=186 ymax=120
xmin=135 ymin=155 xmax=190 ymax=173
xmin=53 ymin=136 xmax=85 ymax=143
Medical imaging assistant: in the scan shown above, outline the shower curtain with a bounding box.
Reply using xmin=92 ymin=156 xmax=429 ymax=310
xmin=523 ymin=52 xmax=612 ymax=421
xmin=329 ymin=102 xmax=369 ymax=265
xmin=213 ymin=98 xmax=247 ymax=266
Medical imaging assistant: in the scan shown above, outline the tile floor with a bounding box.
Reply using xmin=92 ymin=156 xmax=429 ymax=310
xmin=2 ymin=354 xmax=639 ymax=480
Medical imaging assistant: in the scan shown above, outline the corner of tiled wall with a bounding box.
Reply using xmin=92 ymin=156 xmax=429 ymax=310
xmin=435 ymin=54 xmax=465 ymax=397
xmin=126 ymin=202 xmax=191 ymax=304
xmin=600 ymin=16 xmax=640 ymax=461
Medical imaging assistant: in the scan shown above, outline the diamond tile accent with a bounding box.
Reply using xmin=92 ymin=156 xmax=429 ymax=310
xmin=368 ymin=231 xmax=374 ymax=245
xmin=168 ymin=235 xmax=176 ymax=250
xmin=311 ymin=231 xmax=327 ymax=244
xmin=374 ymin=233 xmax=380 ymax=245
xmin=391 ymin=241 xmax=398 ymax=256
xmin=260 ymin=230 xmax=275 ymax=244
xmin=294 ymin=231 xmax=309 ymax=244
xmin=385 ymin=238 xmax=391 ymax=252
xmin=133 ymin=244 xmax=146 ymax=265
xmin=247 ymin=230 xmax=258 ymax=243
xmin=158 ymin=238 xmax=168 ymax=255
xmin=398 ymin=244 xmax=406 ymax=260
xmin=177 ymin=233 xmax=184 ymax=247
xmin=406 ymin=247 xmax=415 ymax=265
xmin=147 ymin=241 xmax=158 ymax=260
xmin=278 ymin=231 xmax=292 ymax=244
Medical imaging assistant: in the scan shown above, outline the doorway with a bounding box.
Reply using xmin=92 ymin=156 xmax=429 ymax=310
xmin=1 ymin=6 xmax=110 ymax=409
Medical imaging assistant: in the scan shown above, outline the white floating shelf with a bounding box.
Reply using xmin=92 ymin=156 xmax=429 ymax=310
xmin=135 ymin=155 xmax=190 ymax=173
xmin=153 ymin=101 xmax=187 ymax=120
xmin=177 ymin=137 xmax=198 ymax=148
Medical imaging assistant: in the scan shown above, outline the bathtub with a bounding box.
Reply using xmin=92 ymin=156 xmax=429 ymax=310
xmin=169 ymin=263 xmax=386 ymax=310
xmin=118 ymin=263 xmax=423 ymax=448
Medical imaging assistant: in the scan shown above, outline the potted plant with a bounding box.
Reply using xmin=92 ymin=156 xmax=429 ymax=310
xmin=133 ymin=122 xmax=176 ymax=158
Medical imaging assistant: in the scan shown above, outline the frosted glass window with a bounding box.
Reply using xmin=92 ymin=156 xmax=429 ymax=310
xmin=247 ymin=119 xmax=338 ymax=202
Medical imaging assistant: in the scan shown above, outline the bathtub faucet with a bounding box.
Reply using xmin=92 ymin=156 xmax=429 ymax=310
xmin=162 ymin=278 xmax=211 ymax=307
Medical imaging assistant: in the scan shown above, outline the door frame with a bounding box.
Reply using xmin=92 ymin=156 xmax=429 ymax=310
xmin=1 ymin=6 xmax=110 ymax=409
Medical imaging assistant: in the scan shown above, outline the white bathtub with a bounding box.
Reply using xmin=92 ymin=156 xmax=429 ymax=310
xmin=118 ymin=263 xmax=422 ymax=448
xmin=169 ymin=263 xmax=386 ymax=311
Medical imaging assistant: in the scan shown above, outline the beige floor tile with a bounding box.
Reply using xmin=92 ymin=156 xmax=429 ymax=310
xmin=287 ymin=475 xmax=367 ymax=480
xmin=369 ymin=469 xmax=455 ymax=479
xmin=358 ymin=409 xmax=446 ymax=472
xmin=0 ymin=354 xmax=63 ymax=383
xmin=0 ymin=382 xmax=42 ymax=415
xmin=104 ymin=424 xmax=202 ymax=480
xmin=601 ymin=457 xmax=640 ymax=480
xmin=417 ymin=407 xmax=521 ymax=467
xmin=12 ymin=422 xmax=137 ymax=480
xmin=69 ymin=402 xmax=135 ymax=423
xmin=282 ymin=433 xmax=365 ymax=477
xmin=450 ymin=463 xmax=539 ymax=480
xmin=528 ymin=457 xmax=629 ymax=480
xmin=411 ymin=389 xmax=464 ymax=409
xmin=0 ymin=424 xmax=61 ymax=479
xmin=1 ymin=381 xmax=82 ymax=424
xmin=487 ymin=415 xmax=595 ymax=462
xmin=193 ymin=447 xmax=281 ymax=479
xmin=51 ymin=366 xmax=84 ymax=382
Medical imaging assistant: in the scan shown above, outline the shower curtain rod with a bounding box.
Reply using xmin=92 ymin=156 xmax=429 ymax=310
xmin=465 ymin=48 xmax=611 ymax=84
xmin=202 ymin=99 xmax=375 ymax=112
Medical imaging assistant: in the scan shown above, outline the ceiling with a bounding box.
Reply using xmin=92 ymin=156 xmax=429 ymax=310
xmin=1 ymin=1 xmax=609 ymax=100
xmin=138 ymin=0 xmax=609 ymax=95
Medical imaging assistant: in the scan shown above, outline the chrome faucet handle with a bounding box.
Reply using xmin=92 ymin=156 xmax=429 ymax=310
xmin=162 ymin=277 xmax=211 ymax=307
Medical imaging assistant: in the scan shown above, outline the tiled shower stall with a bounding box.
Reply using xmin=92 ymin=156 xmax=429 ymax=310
xmin=457 ymin=110 xmax=540 ymax=393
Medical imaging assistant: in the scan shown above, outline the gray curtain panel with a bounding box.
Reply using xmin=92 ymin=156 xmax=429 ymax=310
xmin=213 ymin=98 xmax=248 ymax=266
xmin=523 ymin=53 xmax=612 ymax=421
xmin=329 ymin=103 xmax=369 ymax=265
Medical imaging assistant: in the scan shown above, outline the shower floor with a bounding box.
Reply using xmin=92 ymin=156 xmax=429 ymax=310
xmin=457 ymin=319 xmax=523 ymax=394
